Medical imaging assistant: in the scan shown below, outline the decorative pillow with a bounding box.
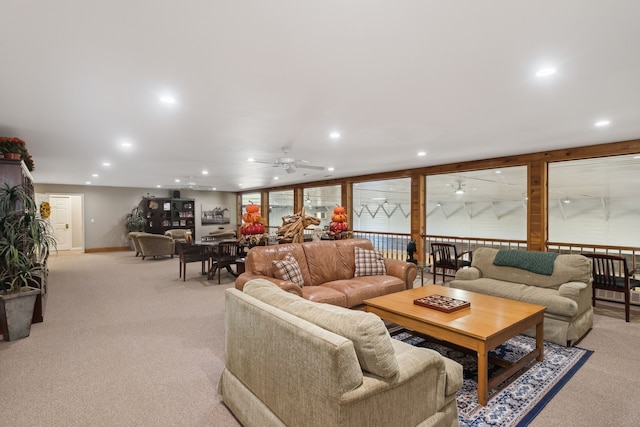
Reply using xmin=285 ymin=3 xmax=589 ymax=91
xmin=354 ymin=246 xmax=386 ymax=277
xmin=272 ymin=253 xmax=304 ymax=287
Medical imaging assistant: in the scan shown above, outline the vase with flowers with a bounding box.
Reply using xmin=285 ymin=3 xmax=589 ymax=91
xmin=0 ymin=137 xmax=35 ymax=171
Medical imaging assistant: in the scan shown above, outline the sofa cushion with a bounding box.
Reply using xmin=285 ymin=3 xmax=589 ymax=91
xmin=272 ymin=253 xmax=304 ymax=286
xmin=244 ymin=279 xmax=400 ymax=379
xmin=354 ymin=247 xmax=386 ymax=277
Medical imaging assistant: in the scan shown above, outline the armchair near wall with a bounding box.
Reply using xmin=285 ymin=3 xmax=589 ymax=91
xmin=128 ymin=232 xmax=144 ymax=257
xmin=137 ymin=233 xmax=175 ymax=260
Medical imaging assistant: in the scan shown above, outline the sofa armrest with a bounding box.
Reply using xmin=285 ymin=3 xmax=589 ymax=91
xmin=454 ymin=266 xmax=481 ymax=280
xmin=235 ymin=273 xmax=303 ymax=297
xmin=384 ymin=259 xmax=418 ymax=290
xmin=341 ymin=340 xmax=462 ymax=422
xmin=558 ymin=281 xmax=588 ymax=301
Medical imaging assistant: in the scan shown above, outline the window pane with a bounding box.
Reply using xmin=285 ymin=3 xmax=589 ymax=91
xmin=268 ymin=190 xmax=294 ymax=229
xmin=548 ymin=154 xmax=640 ymax=246
xmin=303 ymin=185 xmax=341 ymax=229
xmin=352 ymin=178 xmax=410 ymax=233
xmin=426 ymin=166 xmax=527 ymax=239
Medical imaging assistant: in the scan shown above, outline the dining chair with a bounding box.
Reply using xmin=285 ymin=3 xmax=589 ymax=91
xmin=177 ymin=242 xmax=209 ymax=281
xmin=430 ymin=243 xmax=472 ymax=284
xmin=210 ymin=241 xmax=241 ymax=284
xmin=582 ymin=253 xmax=639 ymax=322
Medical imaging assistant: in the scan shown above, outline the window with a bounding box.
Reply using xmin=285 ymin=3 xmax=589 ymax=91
xmin=352 ymin=178 xmax=411 ymax=233
xmin=303 ymin=185 xmax=341 ymax=229
xmin=426 ymin=166 xmax=527 ymax=239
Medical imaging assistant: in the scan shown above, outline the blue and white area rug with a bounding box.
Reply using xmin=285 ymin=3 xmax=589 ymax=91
xmin=391 ymin=331 xmax=593 ymax=427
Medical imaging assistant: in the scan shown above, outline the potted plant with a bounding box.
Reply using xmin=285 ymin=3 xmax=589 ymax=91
xmin=0 ymin=136 xmax=35 ymax=171
xmin=0 ymin=183 xmax=56 ymax=341
xmin=125 ymin=206 xmax=147 ymax=233
xmin=125 ymin=206 xmax=147 ymax=252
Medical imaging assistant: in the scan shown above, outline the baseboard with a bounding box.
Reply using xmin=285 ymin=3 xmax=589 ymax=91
xmin=85 ymin=246 xmax=130 ymax=253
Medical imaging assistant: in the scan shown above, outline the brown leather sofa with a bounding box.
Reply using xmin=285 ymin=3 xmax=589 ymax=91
xmin=236 ymin=238 xmax=417 ymax=308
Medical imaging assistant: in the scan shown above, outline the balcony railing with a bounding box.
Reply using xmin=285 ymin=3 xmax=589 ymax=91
xmin=264 ymin=227 xmax=639 ymax=274
xmin=547 ymin=241 xmax=639 ymax=274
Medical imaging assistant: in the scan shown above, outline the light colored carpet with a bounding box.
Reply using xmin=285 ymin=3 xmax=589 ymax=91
xmin=2 ymin=251 xmax=640 ymax=426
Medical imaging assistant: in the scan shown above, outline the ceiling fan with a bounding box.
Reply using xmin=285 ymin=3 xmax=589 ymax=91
xmin=252 ymin=149 xmax=325 ymax=174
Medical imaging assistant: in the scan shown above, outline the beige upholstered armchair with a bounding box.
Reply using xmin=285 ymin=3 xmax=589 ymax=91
xmin=128 ymin=232 xmax=145 ymax=257
xmin=137 ymin=233 xmax=175 ymax=260
xmin=165 ymin=229 xmax=190 ymax=243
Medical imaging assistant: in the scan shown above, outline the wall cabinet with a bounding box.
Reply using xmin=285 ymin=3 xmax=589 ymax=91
xmin=140 ymin=197 xmax=196 ymax=236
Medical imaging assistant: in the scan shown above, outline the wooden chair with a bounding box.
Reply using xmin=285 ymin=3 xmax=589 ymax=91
xmin=177 ymin=242 xmax=209 ymax=281
xmin=209 ymin=241 xmax=241 ymax=284
xmin=582 ymin=253 xmax=639 ymax=322
xmin=431 ymin=243 xmax=472 ymax=284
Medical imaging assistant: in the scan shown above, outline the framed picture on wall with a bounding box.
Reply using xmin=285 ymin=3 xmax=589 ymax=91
xmin=202 ymin=205 xmax=230 ymax=225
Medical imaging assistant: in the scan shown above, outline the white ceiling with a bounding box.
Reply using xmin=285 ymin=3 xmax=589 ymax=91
xmin=1 ymin=1 xmax=639 ymax=193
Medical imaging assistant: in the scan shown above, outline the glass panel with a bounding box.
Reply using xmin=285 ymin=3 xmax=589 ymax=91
xmin=268 ymin=189 xmax=294 ymax=230
xmin=548 ymin=154 xmax=640 ymax=246
xmin=303 ymin=185 xmax=341 ymax=229
xmin=426 ymin=166 xmax=527 ymax=239
xmin=241 ymin=192 xmax=261 ymax=212
xmin=352 ymin=178 xmax=411 ymax=233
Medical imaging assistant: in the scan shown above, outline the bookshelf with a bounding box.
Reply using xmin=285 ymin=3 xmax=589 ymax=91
xmin=140 ymin=197 xmax=196 ymax=236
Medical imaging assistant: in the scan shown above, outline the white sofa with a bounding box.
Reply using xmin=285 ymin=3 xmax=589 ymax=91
xmin=218 ymin=279 xmax=462 ymax=427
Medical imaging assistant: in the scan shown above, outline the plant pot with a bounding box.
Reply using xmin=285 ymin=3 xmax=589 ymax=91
xmin=0 ymin=287 xmax=40 ymax=341
xmin=3 ymin=152 xmax=21 ymax=160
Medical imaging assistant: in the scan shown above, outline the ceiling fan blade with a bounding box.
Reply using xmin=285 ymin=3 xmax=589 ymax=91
xmin=251 ymin=160 xmax=276 ymax=165
xmin=295 ymin=164 xmax=325 ymax=170
xmin=285 ymin=166 xmax=296 ymax=174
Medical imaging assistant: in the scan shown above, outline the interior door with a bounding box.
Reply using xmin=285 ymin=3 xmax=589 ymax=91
xmin=50 ymin=196 xmax=71 ymax=251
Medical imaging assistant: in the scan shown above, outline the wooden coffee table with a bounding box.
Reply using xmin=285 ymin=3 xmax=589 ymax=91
xmin=364 ymin=285 xmax=545 ymax=406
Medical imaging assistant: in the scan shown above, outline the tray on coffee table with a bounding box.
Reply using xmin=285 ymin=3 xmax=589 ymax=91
xmin=413 ymin=294 xmax=470 ymax=313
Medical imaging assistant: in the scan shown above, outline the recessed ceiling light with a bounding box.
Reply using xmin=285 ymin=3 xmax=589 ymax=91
xmin=495 ymin=170 xmax=501 ymax=174
xmin=594 ymin=120 xmax=611 ymax=127
xmin=85 ymin=181 xmax=91 ymax=185
xmin=247 ymin=158 xmax=255 ymax=162
xmin=329 ymin=131 xmax=341 ymax=140
xmin=634 ymin=155 xmax=640 ymax=159
xmin=238 ymin=183 xmax=243 ymax=187
xmin=156 ymin=185 xmax=162 ymax=188
xmin=417 ymin=151 xmax=426 ymax=157
xmin=92 ymin=174 xmax=99 ymax=177
xmin=211 ymin=187 xmax=216 ymax=191
xmin=102 ymin=162 xmax=111 ymax=167
xmin=202 ymin=170 xmax=208 ymax=175
xmin=328 ymin=167 xmax=335 ymax=171
xmin=273 ymin=176 xmax=279 ymax=180
xmin=536 ymin=67 xmax=556 ymax=77
xmin=121 ymin=142 xmax=132 ymax=148
xmin=159 ymin=95 xmax=176 ymax=104
xmin=175 ymin=179 xmax=180 ymax=183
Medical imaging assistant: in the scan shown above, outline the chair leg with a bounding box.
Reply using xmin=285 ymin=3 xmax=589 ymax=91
xmin=625 ymin=290 xmax=630 ymax=322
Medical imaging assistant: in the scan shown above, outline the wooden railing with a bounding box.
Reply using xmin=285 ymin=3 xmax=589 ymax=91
xmin=352 ymin=231 xmax=411 ymax=260
xmin=547 ymin=241 xmax=640 ymax=274
xmin=264 ymin=227 xmax=639 ymax=273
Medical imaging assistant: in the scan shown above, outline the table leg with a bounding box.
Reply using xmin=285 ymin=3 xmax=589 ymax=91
xmin=536 ymin=320 xmax=544 ymax=361
xmin=477 ymin=345 xmax=488 ymax=406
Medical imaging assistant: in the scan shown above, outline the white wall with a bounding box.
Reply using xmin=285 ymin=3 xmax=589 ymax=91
xmin=34 ymin=184 xmax=237 ymax=250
